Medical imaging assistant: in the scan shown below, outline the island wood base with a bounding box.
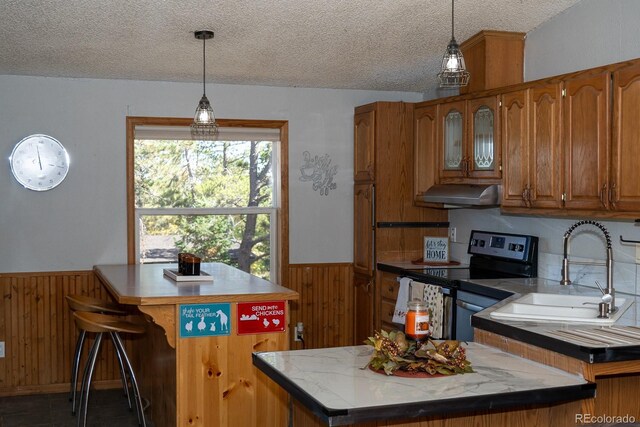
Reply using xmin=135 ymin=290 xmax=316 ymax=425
xmin=131 ymin=303 xmax=289 ymax=427
xmin=475 ymin=329 xmax=640 ymax=422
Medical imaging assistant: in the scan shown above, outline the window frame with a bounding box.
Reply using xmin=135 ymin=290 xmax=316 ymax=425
xmin=126 ymin=116 xmax=289 ymax=285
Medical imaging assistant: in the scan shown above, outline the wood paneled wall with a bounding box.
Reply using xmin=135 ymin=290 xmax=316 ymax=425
xmin=0 ymin=264 xmax=353 ymax=395
xmin=287 ymin=264 xmax=354 ymax=349
xmin=0 ymin=271 xmax=123 ymax=396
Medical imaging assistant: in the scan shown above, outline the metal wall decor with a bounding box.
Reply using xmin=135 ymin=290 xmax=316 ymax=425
xmin=299 ymin=151 xmax=338 ymax=196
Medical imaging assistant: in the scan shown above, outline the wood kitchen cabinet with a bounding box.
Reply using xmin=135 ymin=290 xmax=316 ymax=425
xmin=354 ymin=107 xmax=375 ymax=182
xmin=377 ymin=271 xmax=400 ymax=333
xmin=413 ymin=103 xmax=438 ymax=204
xmin=502 ymin=84 xmax=562 ymax=209
xmin=354 ymin=182 xmax=374 ymax=276
xmin=353 ymin=102 xmax=448 ymax=344
xmin=611 ymin=60 xmax=640 ymax=211
xmin=562 ymin=71 xmax=611 ymax=210
xmin=354 ymin=273 xmax=374 ymax=344
xmin=437 ymin=96 xmax=501 ymax=182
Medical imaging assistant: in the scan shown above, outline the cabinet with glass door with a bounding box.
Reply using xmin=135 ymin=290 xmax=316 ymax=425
xmin=438 ymin=96 xmax=501 ymax=182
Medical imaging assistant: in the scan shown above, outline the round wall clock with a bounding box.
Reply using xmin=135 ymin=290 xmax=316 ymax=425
xmin=10 ymin=134 xmax=70 ymax=191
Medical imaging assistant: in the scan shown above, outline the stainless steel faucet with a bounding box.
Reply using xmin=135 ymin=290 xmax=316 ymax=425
xmin=561 ymin=220 xmax=616 ymax=313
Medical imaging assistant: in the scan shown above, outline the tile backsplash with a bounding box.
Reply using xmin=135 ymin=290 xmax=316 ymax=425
xmin=448 ymin=208 xmax=640 ymax=296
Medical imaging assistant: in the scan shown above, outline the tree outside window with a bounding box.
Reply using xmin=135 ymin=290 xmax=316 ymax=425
xmin=134 ymin=133 xmax=276 ymax=280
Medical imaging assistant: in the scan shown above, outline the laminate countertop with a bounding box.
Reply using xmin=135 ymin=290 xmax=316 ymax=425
xmin=464 ymin=277 xmax=640 ymax=363
xmin=94 ymin=262 xmax=298 ymax=305
xmin=253 ymin=343 xmax=594 ymax=426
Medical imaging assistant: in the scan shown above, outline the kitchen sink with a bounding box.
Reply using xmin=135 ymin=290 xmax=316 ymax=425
xmin=489 ymin=293 xmax=633 ymax=324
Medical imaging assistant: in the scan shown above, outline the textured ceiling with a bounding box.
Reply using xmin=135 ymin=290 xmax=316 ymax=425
xmin=0 ymin=0 xmax=582 ymax=92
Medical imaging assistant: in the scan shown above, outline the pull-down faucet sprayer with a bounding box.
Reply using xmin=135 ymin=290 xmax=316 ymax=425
xmin=561 ymin=220 xmax=615 ymax=313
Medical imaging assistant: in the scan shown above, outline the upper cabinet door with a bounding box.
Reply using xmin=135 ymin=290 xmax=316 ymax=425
xmin=354 ymin=108 xmax=375 ymax=182
xmin=500 ymin=90 xmax=530 ymax=207
xmin=413 ymin=104 xmax=439 ymax=202
xmin=353 ymin=183 xmax=374 ymax=276
xmin=467 ymin=95 xmax=501 ymax=179
xmin=438 ymin=100 xmax=466 ymax=180
xmin=562 ymin=72 xmax=611 ymax=210
xmin=611 ymin=61 xmax=640 ymax=211
xmin=528 ymin=83 xmax=563 ymax=209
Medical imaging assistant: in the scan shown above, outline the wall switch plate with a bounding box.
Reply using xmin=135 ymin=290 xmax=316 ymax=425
xmin=0 ymin=341 xmax=5 ymax=358
xmin=449 ymin=227 xmax=457 ymax=243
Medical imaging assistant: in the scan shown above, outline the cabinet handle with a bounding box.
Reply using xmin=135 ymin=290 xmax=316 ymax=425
xmin=521 ymin=187 xmax=528 ymax=205
xmin=561 ymin=192 xmax=566 ymax=208
xmin=599 ymin=183 xmax=608 ymax=209
xmin=526 ymin=185 xmax=533 ymax=207
xmin=609 ymin=182 xmax=617 ymax=210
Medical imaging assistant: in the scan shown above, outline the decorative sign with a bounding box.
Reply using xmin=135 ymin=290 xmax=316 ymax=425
xmin=237 ymin=301 xmax=286 ymax=335
xmin=423 ymin=237 xmax=449 ymax=263
xmin=299 ymin=151 xmax=338 ymax=196
xmin=179 ymin=303 xmax=231 ymax=338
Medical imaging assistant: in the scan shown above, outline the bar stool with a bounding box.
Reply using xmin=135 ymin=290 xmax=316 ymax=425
xmin=73 ymin=311 xmax=147 ymax=427
xmin=65 ymin=295 xmax=130 ymax=415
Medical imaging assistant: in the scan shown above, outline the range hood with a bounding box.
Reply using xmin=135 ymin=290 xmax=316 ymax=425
xmin=420 ymin=184 xmax=502 ymax=207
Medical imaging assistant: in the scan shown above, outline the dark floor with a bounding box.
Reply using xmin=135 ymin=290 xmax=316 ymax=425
xmin=0 ymin=388 xmax=147 ymax=427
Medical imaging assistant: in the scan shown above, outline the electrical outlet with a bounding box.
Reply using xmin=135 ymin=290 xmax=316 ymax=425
xmin=294 ymin=322 xmax=304 ymax=342
xmin=449 ymin=227 xmax=457 ymax=243
xmin=636 ymin=244 xmax=640 ymax=264
xmin=0 ymin=341 xmax=5 ymax=358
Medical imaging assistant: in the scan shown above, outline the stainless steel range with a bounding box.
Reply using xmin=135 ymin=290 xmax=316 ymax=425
xmin=455 ymin=230 xmax=538 ymax=341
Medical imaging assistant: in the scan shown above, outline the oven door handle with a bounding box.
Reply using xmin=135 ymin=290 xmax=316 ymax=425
xmin=456 ymin=300 xmax=485 ymax=313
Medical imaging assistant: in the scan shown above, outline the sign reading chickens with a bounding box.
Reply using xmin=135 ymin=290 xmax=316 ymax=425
xmin=179 ymin=303 xmax=231 ymax=338
xmin=237 ymin=301 xmax=286 ymax=335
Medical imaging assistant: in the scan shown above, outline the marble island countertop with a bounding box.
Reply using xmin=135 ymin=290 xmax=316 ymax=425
xmin=253 ymin=343 xmax=594 ymax=426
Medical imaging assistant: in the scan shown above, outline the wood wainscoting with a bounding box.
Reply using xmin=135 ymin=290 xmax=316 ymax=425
xmin=0 ymin=270 xmax=123 ymax=396
xmin=0 ymin=264 xmax=355 ymax=396
xmin=287 ymin=263 xmax=354 ymax=349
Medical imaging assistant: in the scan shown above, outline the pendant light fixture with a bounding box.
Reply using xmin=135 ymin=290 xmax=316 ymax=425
xmin=437 ymin=0 xmax=470 ymax=88
xmin=190 ymin=30 xmax=218 ymax=138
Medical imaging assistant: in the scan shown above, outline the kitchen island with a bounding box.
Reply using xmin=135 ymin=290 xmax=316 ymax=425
xmin=253 ymin=343 xmax=594 ymax=426
xmin=95 ymin=262 xmax=298 ymax=427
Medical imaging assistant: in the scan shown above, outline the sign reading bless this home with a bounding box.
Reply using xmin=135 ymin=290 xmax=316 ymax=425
xmin=423 ymin=237 xmax=449 ymax=263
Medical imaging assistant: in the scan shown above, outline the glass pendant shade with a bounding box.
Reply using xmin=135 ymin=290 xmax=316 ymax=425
xmin=437 ymin=0 xmax=470 ymax=88
xmin=438 ymin=38 xmax=470 ymax=87
xmin=191 ymin=94 xmax=218 ymax=137
xmin=190 ymin=30 xmax=218 ymax=138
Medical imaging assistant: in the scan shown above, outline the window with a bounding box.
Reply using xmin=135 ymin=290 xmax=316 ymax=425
xmin=126 ymin=118 xmax=288 ymax=282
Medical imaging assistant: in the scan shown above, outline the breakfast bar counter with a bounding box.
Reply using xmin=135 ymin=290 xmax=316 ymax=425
xmin=95 ymin=262 xmax=298 ymax=427
xmin=253 ymin=344 xmax=595 ymax=426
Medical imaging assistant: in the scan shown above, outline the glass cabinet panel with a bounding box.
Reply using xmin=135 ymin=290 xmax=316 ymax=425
xmin=473 ymin=106 xmax=494 ymax=170
xmin=443 ymin=110 xmax=463 ymax=170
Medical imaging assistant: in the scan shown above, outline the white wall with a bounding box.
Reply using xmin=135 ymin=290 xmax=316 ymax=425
xmin=449 ymin=0 xmax=640 ymax=295
xmin=0 ymin=75 xmax=422 ymax=272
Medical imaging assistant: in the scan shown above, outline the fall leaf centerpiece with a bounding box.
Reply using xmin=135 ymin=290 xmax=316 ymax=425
xmin=364 ymin=330 xmax=473 ymax=376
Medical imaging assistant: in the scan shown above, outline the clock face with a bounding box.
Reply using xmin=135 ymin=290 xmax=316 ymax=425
xmin=10 ymin=134 xmax=70 ymax=191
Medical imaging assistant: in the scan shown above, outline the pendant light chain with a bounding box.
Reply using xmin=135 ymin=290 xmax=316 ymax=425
xmin=451 ymin=0 xmax=454 ymax=40
xmin=202 ymin=35 xmax=206 ymax=96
